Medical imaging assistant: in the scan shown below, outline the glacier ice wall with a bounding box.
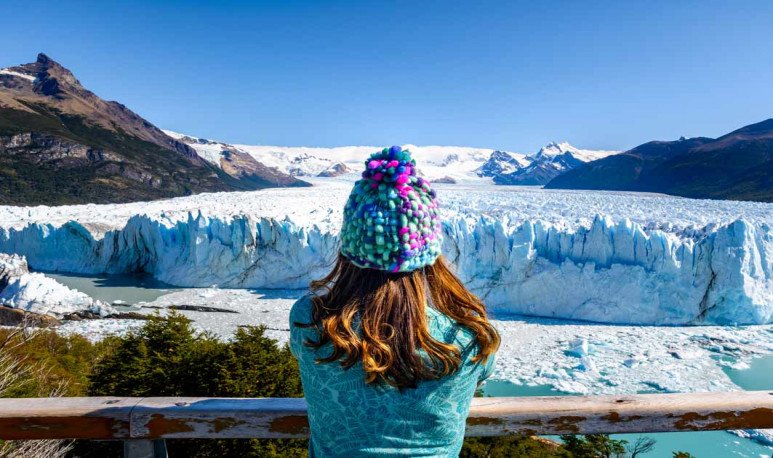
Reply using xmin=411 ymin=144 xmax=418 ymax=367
xmin=0 ymin=213 xmax=770 ymax=325
xmin=444 ymin=216 xmax=771 ymax=325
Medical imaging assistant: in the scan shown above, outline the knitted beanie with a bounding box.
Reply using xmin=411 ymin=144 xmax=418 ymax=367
xmin=340 ymin=146 xmax=443 ymax=272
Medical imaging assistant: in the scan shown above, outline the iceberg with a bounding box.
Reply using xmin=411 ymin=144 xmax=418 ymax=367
xmin=0 ymin=253 xmax=114 ymax=317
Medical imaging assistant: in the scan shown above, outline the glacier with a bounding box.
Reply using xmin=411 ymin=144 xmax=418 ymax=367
xmin=1 ymin=180 xmax=771 ymax=325
xmin=0 ymin=253 xmax=113 ymax=317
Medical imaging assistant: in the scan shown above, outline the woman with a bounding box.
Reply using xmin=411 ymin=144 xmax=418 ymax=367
xmin=290 ymin=146 xmax=500 ymax=457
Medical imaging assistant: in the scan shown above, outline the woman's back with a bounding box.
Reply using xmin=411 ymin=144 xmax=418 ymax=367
xmin=290 ymin=295 xmax=495 ymax=457
xmin=289 ymin=146 xmax=499 ymax=457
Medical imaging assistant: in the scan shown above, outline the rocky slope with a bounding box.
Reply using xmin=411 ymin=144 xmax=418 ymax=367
xmin=0 ymin=54 xmax=305 ymax=205
xmin=546 ymin=119 xmax=773 ymax=202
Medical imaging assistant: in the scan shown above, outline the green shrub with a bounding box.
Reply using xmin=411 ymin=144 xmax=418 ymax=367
xmin=0 ymin=327 xmax=100 ymax=398
xmin=561 ymin=434 xmax=628 ymax=458
xmin=461 ymin=435 xmax=571 ymax=457
xmin=78 ymin=313 xmax=304 ymax=457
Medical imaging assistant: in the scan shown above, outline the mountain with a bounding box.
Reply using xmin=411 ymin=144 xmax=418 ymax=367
xmin=164 ymin=132 xmax=314 ymax=184
xmin=478 ymin=142 xmax=619 ymax=185
xmin=475 ymin=150 xmax=528 ymax=178
xmin=546 ymin=119 xmax=773 ymax=202
xmin=0 ymin=53 xmax=305 ymax=206
xmin=167 ymin=134 xmax=507 ymax=182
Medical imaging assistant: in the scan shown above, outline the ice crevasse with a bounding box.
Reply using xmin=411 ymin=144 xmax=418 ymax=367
xmin=0 ymin=212 xmax=770 ymax=325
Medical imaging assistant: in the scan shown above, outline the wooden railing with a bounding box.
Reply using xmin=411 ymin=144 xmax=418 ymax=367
xmin=0 ymin=391 xmax=771 ymax=457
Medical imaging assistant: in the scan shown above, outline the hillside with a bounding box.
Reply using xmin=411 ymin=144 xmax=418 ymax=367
xmin=0 ymin=54 xmax=306 ymax=206
xmin=546 ymin=119 xmax=773 ymax=202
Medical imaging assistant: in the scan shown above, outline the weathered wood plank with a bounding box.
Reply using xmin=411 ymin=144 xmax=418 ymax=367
xmin=0 ymin=391 xmax=770 ymax=440
xmin=0 ymin=397 xmax=140 ymax=440
xmin=130 ymin=398 xmax=309 ymax=439
xmin=465 ymin=391 xmax=773 ymax=436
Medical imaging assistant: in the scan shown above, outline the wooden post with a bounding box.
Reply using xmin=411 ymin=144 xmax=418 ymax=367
xmin=124 ymin=439 xmax=167 ymax=458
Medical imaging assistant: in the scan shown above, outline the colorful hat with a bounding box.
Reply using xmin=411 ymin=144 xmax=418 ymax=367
xmin=340 ymin=146 xmax=443 ymax=272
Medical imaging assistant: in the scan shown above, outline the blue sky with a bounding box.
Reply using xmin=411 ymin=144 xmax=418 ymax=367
xmin=2 ymin=0 xmax=772 ymax=152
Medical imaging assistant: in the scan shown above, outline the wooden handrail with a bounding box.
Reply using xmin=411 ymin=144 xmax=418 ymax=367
xmin=0 ymin=391 xmax=771 ymax=441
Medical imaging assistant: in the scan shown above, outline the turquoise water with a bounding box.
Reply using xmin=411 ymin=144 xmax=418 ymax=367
xmin=44 ymin=271 xmax=181 ymax=305
xmin=724 ymin=355 xmax=773 ymax=391
xmin=482 ymin=359 xmax=773 ymax=458
xmin=482 ymin=380 xmax=570 ymax=397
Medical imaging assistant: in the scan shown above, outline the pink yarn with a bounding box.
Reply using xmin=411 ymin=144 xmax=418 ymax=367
xmin=387 ymin=160 xmax=399 ymax=168
xmin=398 ymin=227 xmax=411 ymax=235
xmin=372 ymin=173 xmax=384 ymax=181
xmin=368 ymin=160 xmax=381 ymax=169
xmin=396 ymin=174 xmax=409 ymax=185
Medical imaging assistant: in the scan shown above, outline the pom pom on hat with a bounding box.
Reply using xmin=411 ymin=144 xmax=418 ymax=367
xmin=340 ymin=146 xmax=443 ymax=272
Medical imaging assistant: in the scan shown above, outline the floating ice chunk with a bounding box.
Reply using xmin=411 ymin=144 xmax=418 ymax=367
xmin=729 ymin=429 xmax=773 ymax=447
xmin=566 ymin=337 xmax=590 ymax=357
xmin=578 ymin=355 xmax=599 ymax=375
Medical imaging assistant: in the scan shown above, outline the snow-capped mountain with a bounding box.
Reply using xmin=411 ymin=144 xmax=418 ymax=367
xmin=482 ymin=142 xmax=619 ymax=185
xmin=167 ymin=131 xmax=619 ymax=187
xmin=163 ymin=132 xmax=310 ymax=186
xmin=475 ymin=150 xmax=530 ymax=177
xmin=167 ymin=131 xmax=508 ymax=182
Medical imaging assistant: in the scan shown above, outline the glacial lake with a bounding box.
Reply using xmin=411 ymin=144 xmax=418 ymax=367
xmin=49 ymin=272 xmax=773 ymax=457
xmin=45 ymin=271 xmax=182 ymax=305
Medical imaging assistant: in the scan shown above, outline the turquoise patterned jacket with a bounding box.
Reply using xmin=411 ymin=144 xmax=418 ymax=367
xmin=289 ymin=296 xmax=496 ymax=457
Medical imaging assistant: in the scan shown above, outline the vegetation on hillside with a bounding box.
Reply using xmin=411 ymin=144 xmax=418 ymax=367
xmin=0 ymin=103 xmax=254 ymax=205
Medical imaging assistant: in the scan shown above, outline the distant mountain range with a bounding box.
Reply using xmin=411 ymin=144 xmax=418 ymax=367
xmin=3 ymin=54 xmax=768 ymax=206
xmin=546 ymin=119 xmax=773 ymax=202
xmin=167 ymin=133 xmax=500 ymax=182
xmin=171 ymin=133 xmax=618 ymax=186
xmin=0 ymin=54 xmax=306 ymax=205
xmin=477 ymin=142 xmax=618 ymax=185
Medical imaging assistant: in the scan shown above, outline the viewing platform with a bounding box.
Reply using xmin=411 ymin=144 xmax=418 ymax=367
xmin=0 ymin=391 xmax=771 ymax=457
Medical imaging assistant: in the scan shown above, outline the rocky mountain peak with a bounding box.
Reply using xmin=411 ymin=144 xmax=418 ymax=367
xmin=31 ymin=53 xmax=84 ymax=97
xmin=535 ymin=141 xmax=577 ymax=159
xmin=476 ymin=150 xmax=524 ymax=178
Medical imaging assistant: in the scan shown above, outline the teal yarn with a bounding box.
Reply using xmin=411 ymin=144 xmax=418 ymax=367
xmin=340 ymin=146 xmax=443 ymax=272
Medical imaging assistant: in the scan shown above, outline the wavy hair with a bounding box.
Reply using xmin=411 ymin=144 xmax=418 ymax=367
xmin=296 ymin=254 xmax=499 ymax=389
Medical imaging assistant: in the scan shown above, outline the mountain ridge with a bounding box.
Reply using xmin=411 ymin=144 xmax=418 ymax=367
xmin=546 ymin=118 xmax=773 ymax=202
xmin=0 ymin=53 xmax=306 ymax=206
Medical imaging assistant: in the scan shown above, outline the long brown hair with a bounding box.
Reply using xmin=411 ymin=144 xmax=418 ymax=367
xmin=297 ymin=254 xmax=500 ymax=389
